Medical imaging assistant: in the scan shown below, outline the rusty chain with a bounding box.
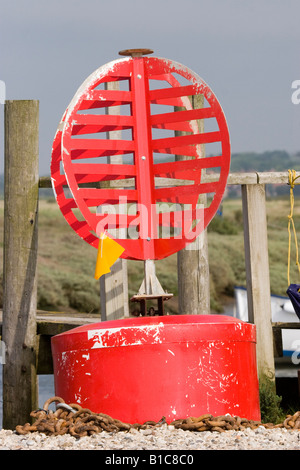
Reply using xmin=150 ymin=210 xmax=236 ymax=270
xmin=15 ymin=397 xmax=300 ymax=438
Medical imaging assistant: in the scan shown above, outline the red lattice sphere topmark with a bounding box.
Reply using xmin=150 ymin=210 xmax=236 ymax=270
xmin=51 ymin=55 xmax=231 ymax=260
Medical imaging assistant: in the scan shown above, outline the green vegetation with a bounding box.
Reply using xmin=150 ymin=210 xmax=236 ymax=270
xmin=259 ymin=379 xmax=284 ymax=424
xmin=0 ymin=148 xmax=300 ymax=314
xmin=0 ymin=189 xmax=299 ymax=315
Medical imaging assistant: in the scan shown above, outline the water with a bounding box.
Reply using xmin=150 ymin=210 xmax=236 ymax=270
xmin=0 ymin=366 xmax=55 ymax=429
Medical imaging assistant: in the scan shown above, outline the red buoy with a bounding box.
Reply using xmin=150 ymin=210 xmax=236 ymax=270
xmin=51 ymin=315 xmax=260 ymax=423
xmin=51 ymin=53 xmax=230 ymax=259
xmin=50 ymin=52 xmax=260 ymax=423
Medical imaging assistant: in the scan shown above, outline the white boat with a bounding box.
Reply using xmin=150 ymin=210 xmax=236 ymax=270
xmin=233 ymin=286 xmax=300 ymax=358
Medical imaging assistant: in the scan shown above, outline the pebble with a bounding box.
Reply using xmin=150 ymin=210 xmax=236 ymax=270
xmin=0 ymin=425 xmax=299 ymax=450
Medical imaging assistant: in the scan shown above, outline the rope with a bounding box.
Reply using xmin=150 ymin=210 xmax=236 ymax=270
xmin=287 ymin=169 xmax=300 ymax=285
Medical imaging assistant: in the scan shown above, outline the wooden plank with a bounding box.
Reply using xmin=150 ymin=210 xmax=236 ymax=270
xmin=272 ymin=327 xmax=283 ymax=358
xmin=272 ymin=322 xmax=300 ymax=329
xmin=0 ymin=310 xmax=100 ymax=336
xmin=242 ymin=183 xmax=276 ymax=387
xmin=38 ymin=171 xmax=300 ymax=189
xmin=257 ymin=171 xmax=296 ymax=185
xmin=227 ymin=173 xmax=258 ymax=185
xmin=1 ymin=312 xmax=297 ymax=339
xmin=3 ymin=100 xmax=39 ymax=429
xmin=100 ymin=259 xmax=129 ymax=321
xmin=176 ymin=95 xmax=210 ymax=315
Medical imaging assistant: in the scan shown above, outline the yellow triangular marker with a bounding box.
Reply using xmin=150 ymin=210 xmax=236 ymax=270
xmin=94 ymin=232 xmax=125 ymax=280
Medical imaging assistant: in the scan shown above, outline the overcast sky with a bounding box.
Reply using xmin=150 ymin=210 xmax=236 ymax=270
xmin=1 ymin=0 xmax=300 ymax=175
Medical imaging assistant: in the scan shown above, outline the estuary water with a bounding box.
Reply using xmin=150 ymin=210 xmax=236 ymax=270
xmin=0 ymin=367 xmax=55 ymax=428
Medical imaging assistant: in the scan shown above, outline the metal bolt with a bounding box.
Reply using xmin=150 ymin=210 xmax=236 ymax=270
xmin=118 ymin=48 xmax=154 ymax=57
xmin=147 ymin=237 xmax=151 ymax=241
xmin=141 ymin=156 xmax=146 ymax=160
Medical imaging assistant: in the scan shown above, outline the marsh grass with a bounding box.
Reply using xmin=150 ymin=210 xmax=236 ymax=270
xmin=0 ymin=195 xmax=299 ymax=315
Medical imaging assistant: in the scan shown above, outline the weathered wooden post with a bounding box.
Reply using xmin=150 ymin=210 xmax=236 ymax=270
xmin=3 ymin=100 xmax=39 ymax=429
xmin=242 ymin=183 xmax=276 ymax=388
xmin=176 ymin=95 xmax=210 ymax=315
xmin=99 ymin=81 xmax=129 ymax=320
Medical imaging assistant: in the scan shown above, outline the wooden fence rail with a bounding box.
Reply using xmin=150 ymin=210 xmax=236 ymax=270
xmin=2 ymin=99 xmax=299 ymax=429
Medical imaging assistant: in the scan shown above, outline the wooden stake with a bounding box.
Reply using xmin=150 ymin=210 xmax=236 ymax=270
xmin=99 ymin=82 xmax=129 ymax=320
xmin=242 ymin=183 xmax=276 ymax=387
xmin=176 ymin=95 xmax=210 ymax=315
xmin=3 ymin=100 xmax=39 ymax=428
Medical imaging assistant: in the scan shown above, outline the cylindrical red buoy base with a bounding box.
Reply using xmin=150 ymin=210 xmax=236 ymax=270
xmin=51 ymin=315 xmax=260 ymax=423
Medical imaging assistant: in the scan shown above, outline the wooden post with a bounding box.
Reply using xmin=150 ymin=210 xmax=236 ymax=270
xmin=176 ymin=95 xmax=210 ymax=315
xmin=177 ymin=228 xmax=210 ymax=315
xmin=3 ymin=100 xmax=39 ymax=429
xmin=241 ymin=183 xmax=276 ymax=387
xmin=99 ymin=82 xmax=129 ymax=320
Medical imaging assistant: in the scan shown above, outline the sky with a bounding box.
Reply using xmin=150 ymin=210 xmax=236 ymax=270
xmin=1 ymin=0 xmax=300 ymax=175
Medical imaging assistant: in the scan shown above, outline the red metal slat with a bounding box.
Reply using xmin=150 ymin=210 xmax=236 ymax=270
xmin=51 ymin=173 xmax=68 ymax=187
xmin=95 ymin=213 xmax=138 ymax=230
xmin=84 ymin=198 xmax=128 ymax=207
xmin=149 ymin=73 xmax=177 ymax=82
xmin=51 ymin=115 xmax=99 ymax=250
xmin=57 ymin=197 xmax=78 ymax=211
xmin=73 ymin=163 xmax=136 ymax=177
xmin=70 ymin=148 xmax=134 ymax=159
xmin=72 ymin=114 xmax=134 ymax=135
xmin=89 ymin=89 xmax=132 ymax=101
xmin=75 ymin=174 xmax=134 ymax=184
xmin=153 ymin=122 xmax=193 ymax=132
xmin=77 ymin=89 xmax=132 ymax=110
xmin=69 ymin=138 xmax=135 ymax=152
xmin=150 ymin=97 xmax=189 ymax=107
xmin=77 ymin=187 xmax=138 ymax=203
xmin=150 ymin=107 xmax=214 ymax=126
xmin=152 ymin=131 xmax=221 ymax=153
xmin=155 ymin=181 xmax=219 ymax=200
xmin=73 ymin=114 xmax=134 ymax=126
xmin=149 ymin=84 xmax=197 ymax=102
xmin=154 ymin=156 xmax=223 ymax=178
xmin=153 ymin=145 xmax=199 ymax=158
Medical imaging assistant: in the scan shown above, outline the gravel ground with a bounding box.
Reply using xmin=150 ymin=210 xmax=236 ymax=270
xmin=0 ymin=425 xmax=300 ymax=450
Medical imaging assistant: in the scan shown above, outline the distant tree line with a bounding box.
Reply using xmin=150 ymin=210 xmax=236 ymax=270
xmin=227 ymin=150 xmax=300 ymax=198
